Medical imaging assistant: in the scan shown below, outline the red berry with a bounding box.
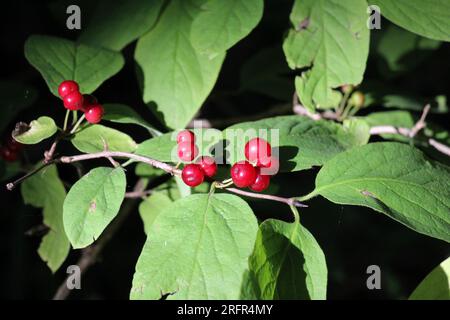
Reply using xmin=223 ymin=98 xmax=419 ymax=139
xmin=198 ymin=156 xmax=217 ymax=178
xmin=81 ymin=94 xmax=98 ymax=111
xmin=177 ymin=130 xmax=195 ymax=144
xmin=85 ymin=104 xmax=104 ymax=124
xmin=244 ymin=138 xmax=272 ymax=166
xmin=63 ymin=91 xmax=84 ymax=110
xmin=177 ymin=141 xmax=199 ymax=162
xmin=230 ymin=161 xmax=257 ymax=188
xmin=260 ymin=156 xmax=279 ymax=175
xmin=6 ymin=138 xmax=23 ymax=152
xmin=58 ymin=80 xmax=79 ymax=98
xmin=1 ymin=148 xmax=18 ymax=162
xmin=249 ymin=168 xmax=270 ymax=192
xmin=181 ymin=164 xmax=204 ymax=187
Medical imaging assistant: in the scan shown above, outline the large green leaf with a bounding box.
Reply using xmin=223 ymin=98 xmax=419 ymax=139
xmin=226 ymin=116 xmax=365 ymax=172
xmin=370 ymin=0 xmax=450 ymax=41
xmin=130 ymin=193 xmax=258 ymax=299
xmin=190 ymin=0 xmax=263 ymax=57
xmin=21 ymin=165 xmax=69 ymax=272
xmin=240 ymin=47 xmax=294 ymax=101
xmin=71 ymin=124 xmax=137 ymax=153
xmin=135 ymin=0 xmax=225 ymax=129
xmin=24 ymin=35 xmax=124 ymax=96
xmin=0 ymin=81 xmax=38 ymax=133
xmin=283 ymin=0 xmax=369 ymax=111
xmin=139 ymin=192 xmax=172 ymax=234
xmin=362 ymin=110 xmax=415 ymax=142
xmin=248 ymin=214 xmax=327 ymax=299
xmin=409 ymin=257 xmax=450 ymax=300
xmin=63 ymin=167 xmax=126 ymax=249
xmin=103 ymin=103 xmax=160 ymax=136
xmin=136 ymin=128 xmax=222 ymax=163
xmin=13 ymin=116 xmax=57 ymax=144
xmin=79 ymin=0 xmax=164 ymax=51
xmin=301 ymin=142 xmax=450 ymax=242
xmin=376 ymin=24 xmax=440 ymax=76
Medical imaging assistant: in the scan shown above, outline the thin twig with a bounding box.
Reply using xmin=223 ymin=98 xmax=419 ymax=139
xmin=369 ymin=104 xmax=450 ymax=157
xmin=225 ymin=187 xmax=308 ymax=208
xmin=292 ymin=94 xmax=338 ymax=121
xmin=6 ymin=160 xmax=57 ymax=191
xmin=409 ymin=104 xmax=430 ymax=138
xmin=125 ymin=189 xmax=153 ymax=199
xmin=59 ymin=151 xmax=180 ymax=175
xmin=52 ymin=179 xmax=147 ymax=300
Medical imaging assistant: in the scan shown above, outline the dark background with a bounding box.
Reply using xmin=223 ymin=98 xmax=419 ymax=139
xmin=0 ymin=0 xmax=449 ymax=299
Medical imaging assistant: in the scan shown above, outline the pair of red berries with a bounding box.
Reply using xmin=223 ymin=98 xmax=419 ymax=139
xmin=230 ymin=138 xmax=276 ymax=192
xmin=58 ymin=80 xmax=104 ymax=124
xmin=178 ymin=130 xmax=218 ymax=187
xmin=1 ymin=137 xmax=23 ymax=162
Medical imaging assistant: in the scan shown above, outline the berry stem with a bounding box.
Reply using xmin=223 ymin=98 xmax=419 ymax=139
xmin=70 ymin=114 xmax=86 ymax=134
xmin=63 ymin=109 xmax=71 ymax=131
xmin=72 ymin=110 xmax=78 ymax=125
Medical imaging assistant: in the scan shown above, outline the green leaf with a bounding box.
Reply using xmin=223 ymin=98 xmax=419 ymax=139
xmin=240 ymin=47 xmax=294 ymax=101
xmin=130 ymin=193 xmax=258 ymax=299
xmin=190 ymin=0 xmax=263 ymax=57
xmin=13 ymin=116 xmax=57 ymax=144
xmin=248 ymin=217 xmax=327 ymax=300
xmin=136 ymin=128 xmax=222 ymax=163
xmin=24 ymin=35 xmax=124 ymax=97
xmin=376 ymin=24 xmax=440 ymax=76
xmin=135 ymin=0 xmax=225 ymax=129
xmin=103 ymin=103 xmax=160 ymax=136
xmin=71 ymin=124 xmax=137 ymax=153
xmin=369 ymin=0 xmax=450 ymax=41
xmin=409 ymin=257 xmax=450 ymax=300
xmin=79 ymin=0 xmax=164 ymax=51
xmin=226 ymin=116 xmax=364 ymax=172
xmin=362 ymin=110 xmax=415 ymax=142
xmin=135 ymin=163 xmax=165 ymax=179
xmin=21 ymin=165 xmax=69 ymax=272
xmin=0 ymin=81 xmax=38 ymax=133
xmin=139 ymin=193 xmax=173 ymax=234
xmin=63 ymin=167 xmax=126 ymax=249
xmin=283 ymin=0 xmax=369 ymax=111
xmin=302 ymin=142 xmax=450 ymax=242
xmin=343 ymin=118 xmax=370 ymax=146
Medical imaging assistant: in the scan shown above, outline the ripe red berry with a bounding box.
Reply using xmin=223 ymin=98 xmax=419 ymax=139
xmin=84 ymin=104 xmax=104 ymax=124
xmin=81 ymin=94 xmax=98 ymax=111
xmin=177 ymin=130 xmax=195 ymax=144
xmin=198 ymin=156 xmax=217 ymax=178
xmin=249 ymin=168 xmax=270 ymax=192
xmin=1 ymin=147 xmax=18 ymax=162
xmin=58 ymin=80 xmax=79 ymax=98
xmin=244 ymin=138 xmax=272 ymax=167
xmin=260 ymin=156 xmax=279 ymax=175
xmin=178 ymin=141 xmax=199 ymax=162
xmin=63 ymin=91 xmax=84 ymax=110
xmin=230 ymin=161 xmax=257 ymax=188
xmin=181 ymin=164 xmax=204 ymax=187
xmin=6 ymin=138 xmax=23 ymax=152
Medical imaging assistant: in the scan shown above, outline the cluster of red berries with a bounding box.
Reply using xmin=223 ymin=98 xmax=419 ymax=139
xmin=177 ymin=130 xmax=218 ymax=187
xmin=178 ymin=130 xmax=278 ymax=192
xmin=58 ymin=80 xmax=104 ymax=124
xmin=0 ymin=136 xmax=23 ymax=162
xmin=231 ymin=138 xmax=277 ymax=192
